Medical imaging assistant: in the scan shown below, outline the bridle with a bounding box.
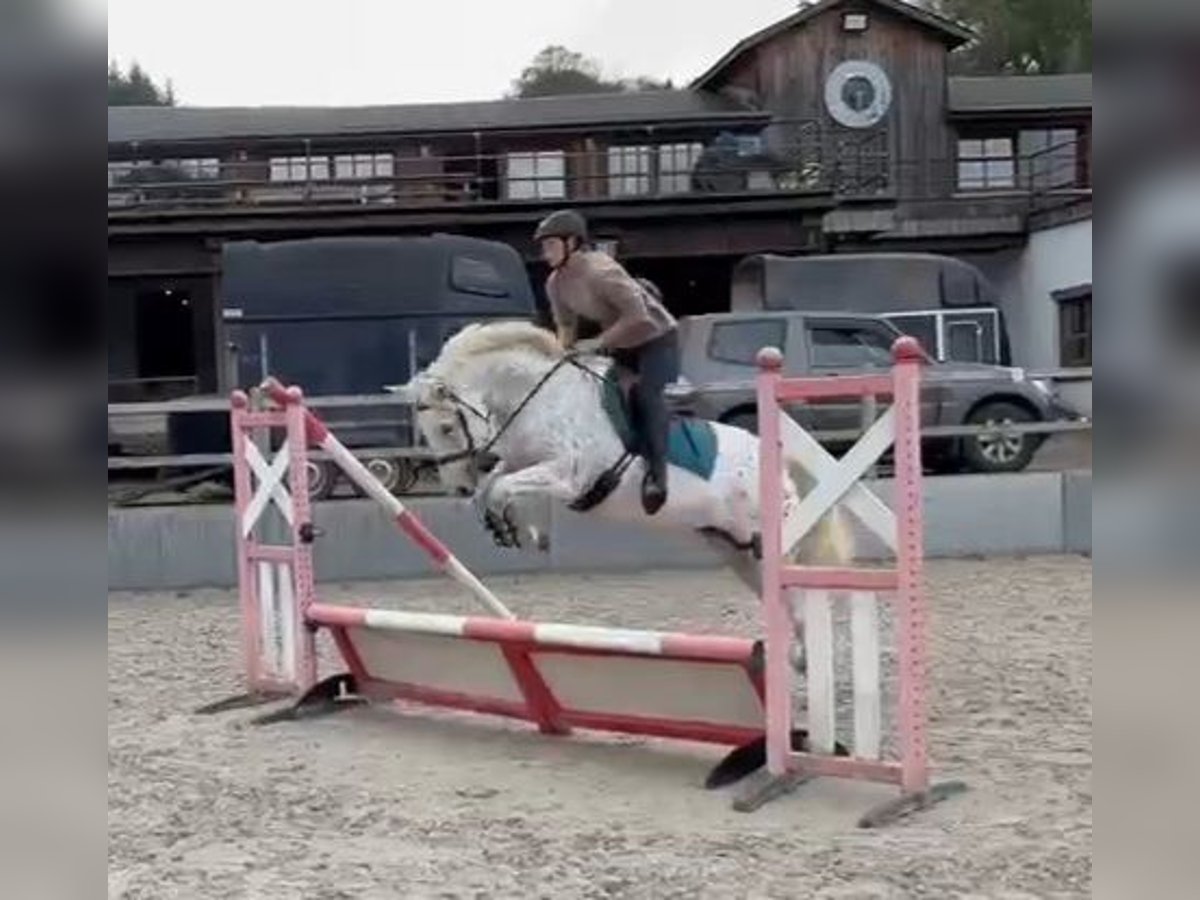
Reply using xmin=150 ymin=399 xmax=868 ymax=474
xmin=415 ymin=385 xmax=491 ymax=468
xmin=415 ymin=353 xmax=598 ymax=472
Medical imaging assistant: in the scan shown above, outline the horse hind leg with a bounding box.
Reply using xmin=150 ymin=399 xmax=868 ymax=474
xmin=699 ymin=530 xmax=808 ymax=675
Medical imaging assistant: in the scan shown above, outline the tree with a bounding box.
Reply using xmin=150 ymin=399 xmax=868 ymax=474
xmin=108 ymin=60 xmax=176 ymax=106
xmin=509 ymin=45 xmax=672 ymax=98
xmin=929 ymin=0 xmax=1091 ymax=75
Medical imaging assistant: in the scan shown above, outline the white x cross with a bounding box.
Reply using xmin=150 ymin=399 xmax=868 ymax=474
xmin=241 ymin=439 xmax=295 ymax=537
xmin=780 ymin=409 xmax=898 ymax=556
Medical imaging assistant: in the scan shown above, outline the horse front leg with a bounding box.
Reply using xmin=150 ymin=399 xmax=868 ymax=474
xmin=474 ymin=462 xmax=521 ymax=549
xmin=482 ymin=462 xmax=577 ymax=551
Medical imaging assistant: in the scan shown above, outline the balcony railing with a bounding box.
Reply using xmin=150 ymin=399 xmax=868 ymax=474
xmin=107 ymin=156 xmax=827 ymax=213
xmin=1025 ymin=135 xmax=1092 ymax=214
xmin=107 ymin=125 xmax=1091 ymax=215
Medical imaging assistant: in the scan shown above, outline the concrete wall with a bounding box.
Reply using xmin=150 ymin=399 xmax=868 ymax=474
xmin=109 ymin=471 xmax=1092 ymax=592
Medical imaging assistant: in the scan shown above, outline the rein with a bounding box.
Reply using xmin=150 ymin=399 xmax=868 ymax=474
xmin=417 ymin=350 xmax=635 ymax=512
xmin=420 ymin=353 xmax=599 ymax=469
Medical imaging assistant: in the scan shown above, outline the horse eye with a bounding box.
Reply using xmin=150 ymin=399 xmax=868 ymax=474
xmin=439 ymin=423 xmax=455 ymax=437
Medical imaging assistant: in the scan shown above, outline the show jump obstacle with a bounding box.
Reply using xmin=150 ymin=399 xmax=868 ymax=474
xmin=200 ymin=341 xmax=964 ymax=827
xmin=745 ymin=338 xmax=966 ymax=823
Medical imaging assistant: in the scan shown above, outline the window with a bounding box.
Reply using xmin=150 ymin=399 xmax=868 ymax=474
xmin=1019 ymin=128 xmax=1078 ymax=190
xmin=504 ymin=151 xmax=565 ymax=200
xmin=736 ymin=134 xmax=764 ymax=156
xmin=957 ymin=138 xmax=1015 ymax=190
xmin=658 ymin=142 xmax=703 ymax=194
xmin=607 ymin=145 xmax=651 ymax=197
xmin=108 ymin=161 xmax=137 ymax=187
xmin=450 ymin=255 xmax=509 ymax=298
xmin=843 ymin=12 xmax=868 ymax=31
xmin=944 ymin=310 xmax=1001 ymax=364
xmin=884 ymin=313 xmax=939 ymax=360
xmin=592 ymin=239 xmax=619 ymax=258
xmin=334 ymin=153 xmax=394 ymax=180
xmin=883 ymin=309 xmax=1000 ymax=364
xmin=708 ymin=319 xmax=786 ymax=366
xmin=1055 ymin=286 xmax=1092 ymax=367
xmin=808 ymin=324 xmax=895 ymax=368
xmin=269 ymin=156 xmax=330 ymax=182
xmin=108 ymin=159 xmax=217 ymax=184
xmin=165 ymin=157 xmax=221 ymax=179
xmin=946 ymin=319 xmax=984 ymax=362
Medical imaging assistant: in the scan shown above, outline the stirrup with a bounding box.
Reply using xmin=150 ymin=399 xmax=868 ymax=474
xmin=640 ymin=470 xmax=668 ymax=515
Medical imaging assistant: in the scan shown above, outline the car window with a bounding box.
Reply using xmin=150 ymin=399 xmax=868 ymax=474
xmin=947 ymin=320 xmax=984 ymax=362
xmin=945 ymin=311 xmax=999 ymax=363
xmin=449 ymin=255 xmax=510 ymax=298
xmin=884 ymin=313 xmax=939 ymax=361
xmin=808 ymin=324 xmax=895 ymax=368
xmin=708 ymin=319 xmax=787 ymax=366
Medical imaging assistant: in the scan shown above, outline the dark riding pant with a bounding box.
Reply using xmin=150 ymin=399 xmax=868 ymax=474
xmin=611 ymin=328 xmax=680 ymax=483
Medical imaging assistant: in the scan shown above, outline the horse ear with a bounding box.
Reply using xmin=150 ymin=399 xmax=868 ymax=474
xmin=383 ymin=382 xmax=415 ymax=402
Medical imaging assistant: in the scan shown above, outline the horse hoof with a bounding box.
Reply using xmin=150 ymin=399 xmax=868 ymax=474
xmin=500 ymin=510 xmax=521 ymax=548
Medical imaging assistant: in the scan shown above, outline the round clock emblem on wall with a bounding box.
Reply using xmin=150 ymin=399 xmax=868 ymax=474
xmin=824 ymin=59 xmax=893 ymax=129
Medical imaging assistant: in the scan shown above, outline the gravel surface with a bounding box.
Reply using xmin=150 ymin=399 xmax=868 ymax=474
xmin=109 ymin=556 xmax=1091 ymax=899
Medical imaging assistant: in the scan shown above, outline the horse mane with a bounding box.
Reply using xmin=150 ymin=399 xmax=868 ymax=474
xmin=427 ymin=320 xmax=564 ymax=383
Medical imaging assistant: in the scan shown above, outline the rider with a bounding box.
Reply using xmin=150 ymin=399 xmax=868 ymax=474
xmin=533 ymin=209 xmax=679 ymax=516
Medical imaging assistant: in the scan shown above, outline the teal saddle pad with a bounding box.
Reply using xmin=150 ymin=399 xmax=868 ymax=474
xmin=599 ymin=371 xmax=719 ymax=481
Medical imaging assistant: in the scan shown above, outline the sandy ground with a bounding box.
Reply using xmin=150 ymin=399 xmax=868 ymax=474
xmin=109 ymin=556 xmax=1091 ymax=899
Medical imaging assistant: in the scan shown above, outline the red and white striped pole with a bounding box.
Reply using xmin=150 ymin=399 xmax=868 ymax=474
xmin=261 ymin=378 xmax=516 ymax=621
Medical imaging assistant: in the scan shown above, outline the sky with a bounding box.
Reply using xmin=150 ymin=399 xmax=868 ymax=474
xmin=106 ymin=0 xmax=801 ymax=107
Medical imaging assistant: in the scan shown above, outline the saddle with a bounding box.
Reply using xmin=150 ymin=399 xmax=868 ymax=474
xmin=597 ymin=367 xmax=718 ymax=482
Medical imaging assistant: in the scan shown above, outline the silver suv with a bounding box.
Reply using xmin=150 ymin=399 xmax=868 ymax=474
xmin=668 ymin=311 xmax=1081 ymax=474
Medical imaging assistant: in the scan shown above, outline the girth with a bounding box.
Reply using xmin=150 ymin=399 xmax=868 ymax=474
xmin=567 ymin=451 xmax=636 ymax=513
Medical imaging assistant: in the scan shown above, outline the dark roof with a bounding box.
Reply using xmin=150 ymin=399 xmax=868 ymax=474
xmin=691 ymin=0 xmax=974 ymax=89
xmin=108 ymin=90 xmax=768 ymax=146
xmin=947 ymin=74 xmax=1092 ymax=114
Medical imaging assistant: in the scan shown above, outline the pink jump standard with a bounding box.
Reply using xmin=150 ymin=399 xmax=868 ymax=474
xmin=745 ymin=337 xmax=966 ymax=825
xmin=209 ymin=379 xmax=513 ymax=712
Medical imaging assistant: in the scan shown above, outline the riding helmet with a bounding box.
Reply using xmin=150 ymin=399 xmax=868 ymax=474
xmin=533 ymin=209 xmax=588 ymax=243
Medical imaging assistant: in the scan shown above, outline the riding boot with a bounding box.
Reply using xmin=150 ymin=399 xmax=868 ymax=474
xmin=619 ymin=330 xmax=680 ymax=518
xmin=639 ymin=381 xmax=670 ymax=516
xmin=641 ymin=461 xmax=668 ymax=515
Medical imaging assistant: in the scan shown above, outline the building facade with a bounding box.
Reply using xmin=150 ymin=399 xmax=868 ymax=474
xmin=108 ymin=0 xmax=1091 ymax=402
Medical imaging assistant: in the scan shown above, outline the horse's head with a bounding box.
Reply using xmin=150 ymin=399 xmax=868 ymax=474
xmin=388 ymin=320 xmax=567 ymax=492
xmin=387 ymin=376 xmax=495 ymax=495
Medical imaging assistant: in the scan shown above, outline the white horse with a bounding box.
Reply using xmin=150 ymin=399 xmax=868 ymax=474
xmin=392 ymin=321 xmax=854 ymax=612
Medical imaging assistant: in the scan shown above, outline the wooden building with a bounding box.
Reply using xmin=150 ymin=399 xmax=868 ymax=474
xmin=108 ymin=0 xmax=1092 ymax=401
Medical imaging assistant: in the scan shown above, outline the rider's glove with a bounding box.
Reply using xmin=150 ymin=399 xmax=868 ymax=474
xmin=568 ymin=337 xmax=606 ymax=357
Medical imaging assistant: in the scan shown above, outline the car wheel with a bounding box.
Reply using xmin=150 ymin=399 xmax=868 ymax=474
xmin=362 ymin=456 xmax=418 ymax=495
xmin=961 ymin=401 xmax=1038 ymax=473
xmin=306 ymin=459 xmax=338 ymax=501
